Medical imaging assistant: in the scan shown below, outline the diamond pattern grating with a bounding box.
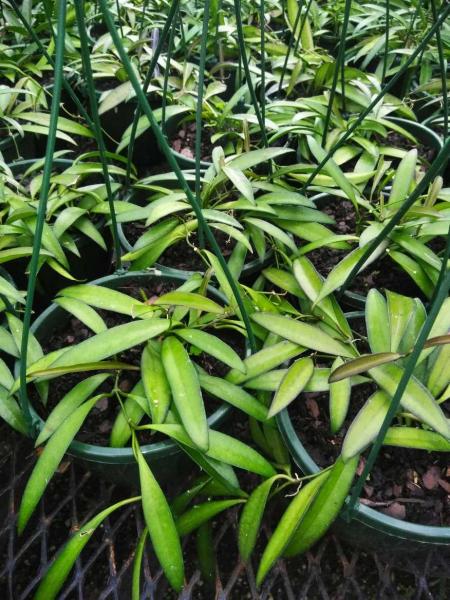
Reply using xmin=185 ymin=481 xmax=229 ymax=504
xmin=0 ymin=425 xmax=449 ymax=599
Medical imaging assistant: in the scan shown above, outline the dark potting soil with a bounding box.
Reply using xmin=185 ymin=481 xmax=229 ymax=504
xmin=290 ymin=383 xmax=450 ymax=526
xmin=171 ymin=121 xmax=215 ymax=162
xmin=32 ymin=279 xmax=245 ymax=448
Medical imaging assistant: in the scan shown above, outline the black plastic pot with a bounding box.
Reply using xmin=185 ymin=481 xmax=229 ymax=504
xmin=99 ymin=96 xmax=164 ymax=168
xmin=4 ymin=158 xmax=113 ymax=308
xmin=386 ymin=116 xmax=443 ymax=155
xmin=0 ymin=131 xmax=40 ymax=164
xmin=27 ymin=269 xmax=233 ymax=486
xmin=277 ymin=402 xmax=450 ymax=556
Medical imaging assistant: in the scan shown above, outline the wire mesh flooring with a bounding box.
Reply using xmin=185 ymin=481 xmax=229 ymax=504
xmin=0 ymin=425 xmax=449 ymax=600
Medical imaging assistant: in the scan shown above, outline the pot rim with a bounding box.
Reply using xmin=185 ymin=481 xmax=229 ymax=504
xmin=386 ymin=115 xmax=443 ymax=148
xmin=26 ymin=268 xmax=233 ymax=465
xmin=276 ymin=407 xmax=450 ymax=545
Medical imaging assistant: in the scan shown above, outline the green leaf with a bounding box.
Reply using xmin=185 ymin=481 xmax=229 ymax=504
xmin=0 ymin=387 xmax=28 ymax=435
xmin=35 ymin=497 xmax=139 ymax=600
xmin=149 ymin=424 xmax=276 ymax=478
xmin=269 ymin=357 xmax=314 ymax=418
xmin=197 ymin=369 xmax=269 ymax=421
xmin=315 ymin=242 xmax=387 ymax=304
xmin=7 ymin=312 xmax=43 ymax=364
xmin=153 ymin=292 xmax=225 ymax=314
xmin=387 ymin=149 xmax=417 ymax=208
xmin=391 ymin=233 xmax=442 ymax=272
xmin=238 ymin=476 xmax=280 ymax=561
xmin=284 ymin=456 xmax=359 ymax=557
xmin=383 ymin=427 xmax=450 ymax=452
xmin=58 ymin=284 xmax=145 ymax=316
xmin=256 ymin=471 xmax=329 ymax=585
xmin=29 ymin=361 xmax=139 ymax=379
xmin=250 ymin=313 xmax=355 ymax=358
xmin=226 ymin=341 xmax=306 ymax=384
xmin=388 ymin=250 xmax=434 ymax=298
xmin=386 ymin=291 xmax=415 ymax=353
xmin=427 ymin=344 xmax=450 ymax=398
xmin=28 ymin=319 xmax=170 ymax=378
xmin=35 ymin=374 xmax=110 ymax=446
xmin=177 ymin=499 xmax=244 ymax=537
xmin=132 ymin=528 xmax=148 ymax=600
xmin=329 ymin=357 xmax=352 ymax=434
xmin=15 ymin=112 xmax=93 ymax=138
xmin=222 ymin=166 xmax=254 ymax=203
xmin=369 ymin=364 xmax=450 ymax=439
xmin=54 ymin=297 xmax=106 ymax=334
xmin=161 ymin=337 xmax=208 ymax=451
xmin=176 ymin=328 xmax=245 ymax=373
xmin=293 ymin=257 xmax=352 ymax=339
xmin=342 ymin=391 xmax=391 ymax=460
xmin=141 ymin=341 xmax=171 ymax=424
xmin=0 ymin=275 xmax=26 ymax=305
xmin=365 ymin=289 xmax=390 ymax=353
xmin=307 ymin=136 xmax=357 ymax=205
xmin=110 ymin=381 xmax=146 ymax=447
xmin=244 ymin=217 xmax=297 ymax=253
xmin=136 ymin=443 xmax=184 ymax=591
xmin=18 ymin=395 xmax=101 ymax=533
xmin=329 ymin=352 xmax=403 ymax=383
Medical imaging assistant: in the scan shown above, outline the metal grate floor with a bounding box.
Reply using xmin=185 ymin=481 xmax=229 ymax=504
xmin=0 ymin=425 xmax=449 ymax=599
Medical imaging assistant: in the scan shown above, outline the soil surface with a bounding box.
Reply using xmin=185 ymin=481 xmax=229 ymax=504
xmin=170 ymin=121 xmax=215 ymax=162
xmin=32 ymin=279 xmax=245 ymax=447
xmin=290 ymin=382 xmax=450 ymax=526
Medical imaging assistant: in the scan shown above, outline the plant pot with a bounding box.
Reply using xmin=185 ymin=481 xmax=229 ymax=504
xmin=3 ymin=159 xmax=113 ymax=308
xmin=386 ymin=116 xmax=443 ymax=155
xmin=99 ymin=96 xmax=165 ymax=168
xmin=276 ymin=407 xmax=450 ymax=556
xmin=26 ymin=269 xmax=233 ymax=486
xmin=0 ymin=131 xmax=41 ymax=164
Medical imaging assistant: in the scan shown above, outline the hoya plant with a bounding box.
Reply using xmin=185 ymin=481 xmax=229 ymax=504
xmin=312 ymin=150 xmax=449 ymax=300
xmin=107 ymin=147 xmax=346 ymax=275
xmin=12 ymin=270 xmax=280 ymax=595
xmin=342 ymin=0 xmax=450 ymax=87
xmin=0 ymin=152 xmax=128 ymax=281
xmin=0 ymin=53 xmax=95 ymax=159
xmin=234 ymin=260 xmax=449 ymax=583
